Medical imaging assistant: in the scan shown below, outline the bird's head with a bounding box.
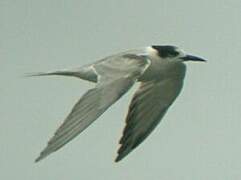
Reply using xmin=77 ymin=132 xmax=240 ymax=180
xmin=149 ymin=45 xmax=207 ymax=63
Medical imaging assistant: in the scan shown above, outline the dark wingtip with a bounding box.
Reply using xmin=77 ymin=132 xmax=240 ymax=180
xmin=34 ymin=157 xmax=41 ymax=163
xmin=34 ymin=154 xmax=45 ymax=163
xmin=114 ymin=155 xmax=122 ymax=162
xmin=115 ymin=146 xmax=131 ymax=163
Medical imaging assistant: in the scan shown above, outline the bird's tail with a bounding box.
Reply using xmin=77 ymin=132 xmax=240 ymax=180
xmin=25 ymin=67 xmax=98 ymax=82
xmin=25 ymin=70 xmax=80 ymax=77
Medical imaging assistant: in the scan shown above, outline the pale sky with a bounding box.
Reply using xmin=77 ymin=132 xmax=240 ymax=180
xmin=1 ymin=0 xmax=241 ymax=179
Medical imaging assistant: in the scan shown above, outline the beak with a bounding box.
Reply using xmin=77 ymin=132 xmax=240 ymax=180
xmin=181 ymin=54 xmax=207 ymax=62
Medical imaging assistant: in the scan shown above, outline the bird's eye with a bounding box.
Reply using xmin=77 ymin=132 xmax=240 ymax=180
xmin=152 ymin=45 xmax=179 ymax=58
xmin=167 ymin=50 xmax=179 ymax=57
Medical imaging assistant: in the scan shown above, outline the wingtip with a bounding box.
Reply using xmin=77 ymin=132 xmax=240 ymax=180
xmin=34 ymin=148 xmax=52 ymax=163
xmin=34 ymin=153 xmax=46 ymax=163
xmin=34 ymin=157 xmax=41 ymax=163
xmin=114 ymin=156 xmax=121 ymax=163
xmin=114 ymin=153 xmax=125 ymax=162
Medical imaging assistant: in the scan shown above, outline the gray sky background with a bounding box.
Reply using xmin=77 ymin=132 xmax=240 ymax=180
xmin=1 ymin=0 xmax=241 ymax=179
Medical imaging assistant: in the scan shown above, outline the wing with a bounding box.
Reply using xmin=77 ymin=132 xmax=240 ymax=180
xmin=115 ymin=65 xmax=186 ymax=162
xmin=35 ymin=54 xmax=150 ymax=162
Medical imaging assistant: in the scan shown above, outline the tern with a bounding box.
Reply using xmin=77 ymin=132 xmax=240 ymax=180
xmin=33 ymin=45 xmax=206 ymax=162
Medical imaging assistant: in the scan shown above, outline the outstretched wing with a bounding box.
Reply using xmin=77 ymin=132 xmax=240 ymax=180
xmin=35 ymin=54 xmax=150 ymax=162
xmin=115 ymin=65 xmax=186 ymax=162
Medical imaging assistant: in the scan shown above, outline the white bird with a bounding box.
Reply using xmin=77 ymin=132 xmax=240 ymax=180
xmin=32 ymin=45 xmax=206 ymax=162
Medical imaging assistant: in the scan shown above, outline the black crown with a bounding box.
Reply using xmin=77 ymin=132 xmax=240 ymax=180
xmin=152 ymin=45 xmax=179 ymax=58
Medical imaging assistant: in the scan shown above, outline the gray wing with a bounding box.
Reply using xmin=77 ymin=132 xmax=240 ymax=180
xmin=35 ymin=54 xmax=150 ymax=162
xmin=115 ymin=65 xmax=186 ymax=162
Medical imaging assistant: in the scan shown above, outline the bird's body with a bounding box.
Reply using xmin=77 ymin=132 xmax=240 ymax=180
xmin=33 ymin=45 xmax=206 ymax=162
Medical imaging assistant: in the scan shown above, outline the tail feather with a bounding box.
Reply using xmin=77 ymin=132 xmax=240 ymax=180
xmin=25 ymin=67 xmax=98 ymax=82
xmin=25 ymin=71 xmax=78 ymax=77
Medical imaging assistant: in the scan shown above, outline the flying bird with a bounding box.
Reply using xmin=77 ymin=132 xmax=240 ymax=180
xmin=33 ymin=45 xmax=206 ymax=162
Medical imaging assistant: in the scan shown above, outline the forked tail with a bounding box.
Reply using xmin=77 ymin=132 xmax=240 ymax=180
xmin=26 ymin=67 xmax=98 ymax=82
